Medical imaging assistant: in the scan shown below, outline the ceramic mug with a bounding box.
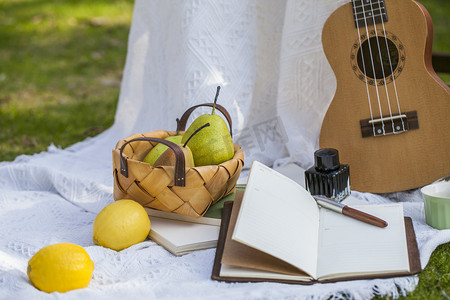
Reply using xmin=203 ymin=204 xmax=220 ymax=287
xmin=420 ymin=179 xmax=450 ymax=230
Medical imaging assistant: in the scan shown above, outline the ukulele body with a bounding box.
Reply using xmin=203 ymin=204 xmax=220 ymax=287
xmin=319 ymin=0 xmax=450 ymax=193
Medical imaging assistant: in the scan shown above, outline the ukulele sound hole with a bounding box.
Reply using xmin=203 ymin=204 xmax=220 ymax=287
xmin=357 ymin=37 xmax=399 ymax=80
xmin=350 ymin=31 xmax=406 ymax=85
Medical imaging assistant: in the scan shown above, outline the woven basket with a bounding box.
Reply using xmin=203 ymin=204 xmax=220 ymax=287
xmin=112 ymin=103 xmax=244 ymax=218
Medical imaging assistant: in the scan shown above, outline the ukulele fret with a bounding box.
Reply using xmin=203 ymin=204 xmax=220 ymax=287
xmin=360 ymin=111 xmax=419 ymax=138
xmin=352 ymin=0 xmax=388 ymax=28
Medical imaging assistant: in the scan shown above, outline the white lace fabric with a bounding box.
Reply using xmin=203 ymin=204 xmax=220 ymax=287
xmin=1 ymin=0 xmax=449 ymax=299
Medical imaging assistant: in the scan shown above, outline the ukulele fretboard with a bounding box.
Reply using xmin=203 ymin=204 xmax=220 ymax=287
xmin=352 ymin=0 xmax=388 ymax=28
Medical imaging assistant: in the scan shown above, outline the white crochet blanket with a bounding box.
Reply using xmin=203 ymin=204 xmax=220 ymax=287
xmin=1 ymin=0 xmax=448 ymax=299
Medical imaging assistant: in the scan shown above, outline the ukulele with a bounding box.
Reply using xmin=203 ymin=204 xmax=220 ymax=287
xmin=319 ymin=0 xmax=450 ymax=193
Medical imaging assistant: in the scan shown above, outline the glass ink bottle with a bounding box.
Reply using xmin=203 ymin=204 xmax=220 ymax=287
xmin=304 ymin=148 xmax=350 ymax=202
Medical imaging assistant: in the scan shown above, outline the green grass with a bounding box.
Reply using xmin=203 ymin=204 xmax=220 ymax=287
xmin=0 ymin=0 xmax=448 ymax=299
xmin=0 ymin=0 xmax=133 ymax=160
xmin=420 ymin=0 xmax=450 ymax=84
xmin=403 ymin=243 xmax=450 ymax=299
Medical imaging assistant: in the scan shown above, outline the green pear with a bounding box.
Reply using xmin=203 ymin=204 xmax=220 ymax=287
xmin=181 ymin=86 xmax=234 ymax=166
xmin=143 ymin=135 xmax=183 ymax=166
xmin=153 ymin=123 xmax=211 ymax=168
xmin=153 ymin=144 xmax=195 ymax=168
xmin=143 ymin=118 xmax=183 ymax=166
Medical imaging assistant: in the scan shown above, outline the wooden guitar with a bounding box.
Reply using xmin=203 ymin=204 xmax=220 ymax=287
xmin=319 ymin=0 xmax=450 ymax=193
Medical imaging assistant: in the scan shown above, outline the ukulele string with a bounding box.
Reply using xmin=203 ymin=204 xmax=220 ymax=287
xmin=352 ymin=0 xmax=376 ymax=136
xmin=368 ymin=0 xmax=396 ymax=133
xmin=359 ymin=0 xmax=386 ymax=135
xmin=376 ymin=0 xmax=406 ymax=132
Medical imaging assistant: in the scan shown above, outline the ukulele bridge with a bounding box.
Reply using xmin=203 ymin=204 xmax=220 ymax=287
xmin=360 ymin=111 xmax=418 ymax=137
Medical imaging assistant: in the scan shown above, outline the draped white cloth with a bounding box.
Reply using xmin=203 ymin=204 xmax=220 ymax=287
xmin=1 ymin=0 xmax=448 ymax=299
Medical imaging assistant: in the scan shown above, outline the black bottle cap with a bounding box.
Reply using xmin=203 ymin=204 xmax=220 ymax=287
xmin=314 ymin=148 xmax=340 ymax=172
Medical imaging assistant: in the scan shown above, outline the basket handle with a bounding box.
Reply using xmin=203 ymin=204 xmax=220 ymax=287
xmin=177 ymin=103 xmax=233 ymax=137
xmin=119 ymin=137 xmax=186 ymax=186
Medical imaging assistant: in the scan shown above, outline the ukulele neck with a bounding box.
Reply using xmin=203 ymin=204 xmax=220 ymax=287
xmin=352 ymin=0 xmax=388 ymax=28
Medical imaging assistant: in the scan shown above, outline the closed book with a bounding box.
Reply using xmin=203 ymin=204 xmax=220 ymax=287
xmin=148 ymin=185 xmax=245 ymax=255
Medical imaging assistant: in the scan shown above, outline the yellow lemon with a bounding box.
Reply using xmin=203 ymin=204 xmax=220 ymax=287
xmin=27 ymin=243 xmax=94 ymax=293
xmin=93 ymin=199 xmax=151 ymax=251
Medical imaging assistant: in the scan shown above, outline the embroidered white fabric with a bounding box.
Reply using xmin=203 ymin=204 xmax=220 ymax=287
xmin=0 ymin=0 xmax=448 ymax=299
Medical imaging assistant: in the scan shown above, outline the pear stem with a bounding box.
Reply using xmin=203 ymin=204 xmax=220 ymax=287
xmin=175 ymin=118 xmax=180 ymax=135
xmin=183 ymin=123 xmax=210 ymax=148
xmin=212 ymin=86 xmax=220 ymax=115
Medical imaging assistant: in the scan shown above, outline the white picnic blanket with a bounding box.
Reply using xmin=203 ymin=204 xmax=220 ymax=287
xmin=1 ymin=0 xmax=448 ymax=299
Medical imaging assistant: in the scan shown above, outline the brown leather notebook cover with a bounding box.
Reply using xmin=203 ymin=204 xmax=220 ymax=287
xmin=211 ymin=192 xmax=421 ymax=284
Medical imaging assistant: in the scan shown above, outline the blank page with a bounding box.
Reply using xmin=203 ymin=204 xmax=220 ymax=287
xmin=232 ymin=161 xmax=320 ymax=279
xmin=317 ymin=204 xmax=409 ymax=279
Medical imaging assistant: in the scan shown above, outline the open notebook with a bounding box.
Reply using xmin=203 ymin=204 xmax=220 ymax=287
xmin=212 ymin=161 xmax=421 ymax=283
